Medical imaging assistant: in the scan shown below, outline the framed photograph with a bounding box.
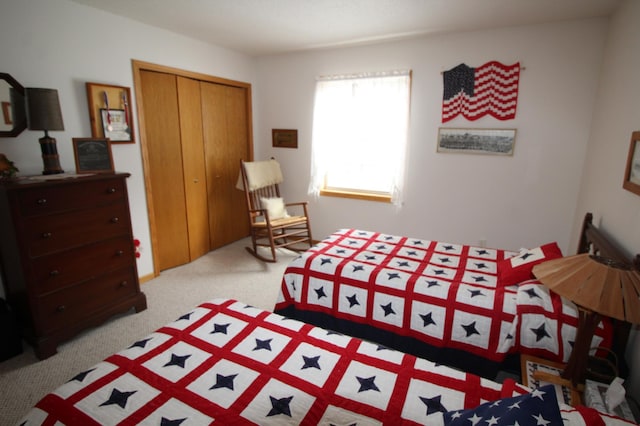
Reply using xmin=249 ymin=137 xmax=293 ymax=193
xmin=100 ymin=108 xmax=131 ymax=142
xmin=272 ymin=129 xmax=298 ymax=148
xmin=86 ymin=82 xmax=135 ymax=143
xmin=437 ymin=128 xmax=516 ymax=156
xmin=521 ymin=354 xmax=580 ymax=406
xmin=623 ymin=131 xmax=640 ymax=196
xmin=72 ymin=138 xmax=114 ymax=174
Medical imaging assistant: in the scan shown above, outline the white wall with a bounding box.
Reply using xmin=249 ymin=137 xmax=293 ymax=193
xmin=256 ymin=19 xmax=607 ymax=255
xmin=573 ymin=0 xmax=640 ymax=399
xmin=0 ymin=0 xmax=257 ymax=288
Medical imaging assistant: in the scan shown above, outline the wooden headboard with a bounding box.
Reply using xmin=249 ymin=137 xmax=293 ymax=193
xmin=578 ymin=212 xmax=640 ymax=271
xmin=576 ymin=212 xmax=639 ymax=379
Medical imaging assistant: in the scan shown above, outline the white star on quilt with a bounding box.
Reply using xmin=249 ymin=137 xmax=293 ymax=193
xmin=532 ymin=413 xmax=551 ymax=425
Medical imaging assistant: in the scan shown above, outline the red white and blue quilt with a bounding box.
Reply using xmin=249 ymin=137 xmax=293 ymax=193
xmin=19 ymin=298 xmax=523 ymax=425
xmin=274 ymin=229 xmax=612 ymax=376
xmin=20 ymin=298 xmax=632 ymax=426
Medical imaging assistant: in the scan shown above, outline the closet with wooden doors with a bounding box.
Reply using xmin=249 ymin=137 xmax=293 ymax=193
xmin=134 ymin=61 xmax=252 ymax=274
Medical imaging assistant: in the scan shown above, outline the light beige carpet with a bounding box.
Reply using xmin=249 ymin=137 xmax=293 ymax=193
xmin=0 ymin=238 xmax=298 ymax=426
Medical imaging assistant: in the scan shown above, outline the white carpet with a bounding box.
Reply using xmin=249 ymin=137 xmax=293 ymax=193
xmin=0 ymin=238 xmax=298 ymax=425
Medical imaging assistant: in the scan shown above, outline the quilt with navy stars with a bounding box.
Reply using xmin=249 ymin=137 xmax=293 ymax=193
xmin=21 ymin=298 xmax=531 ymax=426
xmin=20 ymin=298 xmax=630 ymax=426
xmin=274 ymin=229 xmax=612 ymax=377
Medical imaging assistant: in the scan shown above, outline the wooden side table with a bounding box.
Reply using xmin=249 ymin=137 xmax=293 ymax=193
xmin=521 ymin=354 xmax=582 ymax=406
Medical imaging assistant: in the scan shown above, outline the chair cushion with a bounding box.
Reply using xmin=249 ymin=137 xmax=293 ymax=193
xmin=261 ymin=197 xmax=289 ymax=219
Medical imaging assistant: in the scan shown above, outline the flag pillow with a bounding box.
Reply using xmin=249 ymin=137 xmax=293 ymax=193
xmin=497 ymin=242 xmax=563 ymax=287
xmin=261 ymin=197 xmax=289 ymax=220
xmin=444 ymin=384 xmax=562 ymax=425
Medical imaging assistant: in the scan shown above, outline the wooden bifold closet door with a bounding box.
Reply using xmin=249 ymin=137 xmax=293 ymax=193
xmin=137 ymin=65 xmax=251 ymax=273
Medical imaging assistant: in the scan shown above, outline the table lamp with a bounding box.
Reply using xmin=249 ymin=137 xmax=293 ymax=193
xmin=533 ymin=253 xmax=640 ymax=387
xmin=26 ymin=88 xmax=65 ymax=175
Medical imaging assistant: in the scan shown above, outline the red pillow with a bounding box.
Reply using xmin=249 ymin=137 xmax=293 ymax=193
xmin=498 ymin=242 xmax=563 ymax=286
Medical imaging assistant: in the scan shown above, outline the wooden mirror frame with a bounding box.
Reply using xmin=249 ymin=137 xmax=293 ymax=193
xmin=623 ymin=130 xmax=640 ymax=196
xmin=0 ymin=73 xmax=27 ymax=137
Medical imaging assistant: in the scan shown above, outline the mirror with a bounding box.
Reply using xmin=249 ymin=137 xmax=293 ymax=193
xmin=0 ymin=73 xmax=27 ymax=137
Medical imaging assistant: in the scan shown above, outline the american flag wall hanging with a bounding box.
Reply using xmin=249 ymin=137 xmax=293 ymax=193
xmin=442 ymin=61 xmax=521 ymax=123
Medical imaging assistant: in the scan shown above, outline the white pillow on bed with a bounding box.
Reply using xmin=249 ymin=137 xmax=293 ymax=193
xmin=261 ymin=197 xmax=289 ymax=219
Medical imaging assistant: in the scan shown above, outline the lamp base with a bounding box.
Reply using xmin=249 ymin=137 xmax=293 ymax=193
xmin=562 ymin=308 xmax=601 ymax=387
xmin=39 ymin=135 xmax=64 ymax=175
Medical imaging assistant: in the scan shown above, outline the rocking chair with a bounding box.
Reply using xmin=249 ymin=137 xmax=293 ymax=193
xmin=238 ymin=159 xmax=313 ymax=262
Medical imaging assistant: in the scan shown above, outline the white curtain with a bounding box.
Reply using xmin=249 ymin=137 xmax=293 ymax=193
xmin=308 ymin=70 xmax=411 ymax=207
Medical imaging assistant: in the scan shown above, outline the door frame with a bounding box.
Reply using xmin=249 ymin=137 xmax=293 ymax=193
xmin=132 ymin=60 xmax=254 ymax=278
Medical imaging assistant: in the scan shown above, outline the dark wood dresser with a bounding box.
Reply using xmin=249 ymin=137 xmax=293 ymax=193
xmin=0 ymin=172 xmax=146 ymax=359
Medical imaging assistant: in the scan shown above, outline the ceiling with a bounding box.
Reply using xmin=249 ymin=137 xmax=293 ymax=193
xmin=70 ymin=0 xmax=621 ymax=56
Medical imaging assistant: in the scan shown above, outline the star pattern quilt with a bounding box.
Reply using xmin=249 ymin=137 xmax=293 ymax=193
xmin=19 ymin=298 xmax=523 ymax=425
xmin=20 ymin=298 xmax=631 ymax=426
xmin=274 ymin=229 xmax=612 ymax=376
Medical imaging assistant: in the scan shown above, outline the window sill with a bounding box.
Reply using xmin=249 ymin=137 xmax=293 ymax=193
xmin=319 ymin=189 xmax=391 ymax=203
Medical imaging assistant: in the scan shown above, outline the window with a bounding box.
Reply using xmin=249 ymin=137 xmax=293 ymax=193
xmin=308 ymin=70 xmax=411 ymax=206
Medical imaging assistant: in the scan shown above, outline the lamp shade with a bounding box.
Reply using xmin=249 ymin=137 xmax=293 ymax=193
xmin=532 ymin=253 xmax=640 ymax=324
xmin=26 ymin=88 xmax=64 ymax=131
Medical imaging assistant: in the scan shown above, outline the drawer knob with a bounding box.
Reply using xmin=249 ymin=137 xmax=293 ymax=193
xmin=107 ymin=187 xmax=117 ymax=194
xmin=50 ymin=270 xmax=59 ymax=276
xmin=120 ymin=281 xmax=128 ymax=287
xmin=42 ymin=232 xmax=52 ymax=239
xmin=37 ymin=198 xmax=47 ymax=205
xmin=56 ymin=305 xmax=66 ymax=312
xmin=111 ymin=217 xmax=120 ymax=223
xmin=116 ymin=250 xmax=124 ymax=256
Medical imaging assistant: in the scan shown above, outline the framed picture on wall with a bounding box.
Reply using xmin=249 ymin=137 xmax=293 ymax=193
xmin=623 ymin=131 xmax=640 ymax=196
xmin=272 ymin=129 xmax=298 ymax=148
xmin=86 ymin=82 xmax=135 ymax=143
xmin=437 ymin=128 xmax=516 ymax=156
xmin=72 ymin=138 xmax=115 ymax=174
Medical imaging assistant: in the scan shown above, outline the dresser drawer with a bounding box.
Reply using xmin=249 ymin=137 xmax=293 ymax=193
xmin=26 ymin=202 xmax=131 ymax=257
xmin=32 ymin=236 xmax=135 ymax=295
xmin=17 ymin=177 xmax=126 ymax=217
xmin=35 ymin=267 xmax=138 ymax=334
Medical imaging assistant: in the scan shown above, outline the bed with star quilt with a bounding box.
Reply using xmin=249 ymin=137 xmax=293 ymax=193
xmin=19 ymin=298 xmax=634 ymax=426
xmin=273 ymin=229 xmax=614 ymax=379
